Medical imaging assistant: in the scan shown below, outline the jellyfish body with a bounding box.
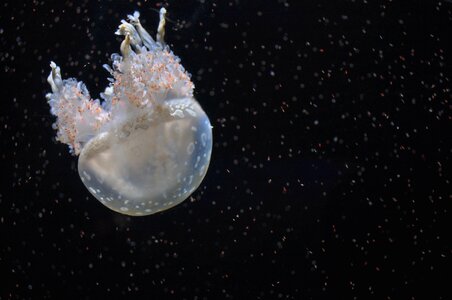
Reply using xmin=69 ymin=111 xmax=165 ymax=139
xmin=46 ymin=9 xmax=212 ymax=216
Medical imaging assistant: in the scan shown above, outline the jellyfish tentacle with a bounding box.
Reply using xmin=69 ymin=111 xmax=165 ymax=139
xmin=128 ymin=11 xmax=158 ymax=50
xmin=156 ymin=8 xmax=167 ymax=45
xmin=120 ymin=34 xmax=132 ymax=59
xmin=47 ymin=61 xmax=63 ymax=93
xmin=115 ymin=20 xmax=142 ymax=52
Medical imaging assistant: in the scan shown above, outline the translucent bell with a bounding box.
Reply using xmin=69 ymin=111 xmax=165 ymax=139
xmin=78 ymin=99 xmax=212 ymax=216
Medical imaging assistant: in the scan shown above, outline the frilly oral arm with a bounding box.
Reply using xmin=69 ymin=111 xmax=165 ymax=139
xmin=46 ymin=62 xmax=109 ymax=155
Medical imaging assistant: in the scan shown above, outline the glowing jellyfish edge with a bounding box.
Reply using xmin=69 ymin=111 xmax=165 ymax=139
xmin=46 ymin=8 xmax=213 ymax=216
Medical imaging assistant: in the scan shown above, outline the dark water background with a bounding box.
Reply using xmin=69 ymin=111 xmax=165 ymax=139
xmin=0 ymin=0 xmax=450 ymax=299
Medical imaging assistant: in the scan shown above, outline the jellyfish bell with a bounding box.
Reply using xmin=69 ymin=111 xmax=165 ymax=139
xmin=46 ymin=9 xmax=212 ymax=216
xmin=77 ymin=98 xmax=212 ymax=216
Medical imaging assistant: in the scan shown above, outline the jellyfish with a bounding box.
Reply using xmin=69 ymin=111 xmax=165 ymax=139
xmin=46 ymin=8 xmax=213 ymax=216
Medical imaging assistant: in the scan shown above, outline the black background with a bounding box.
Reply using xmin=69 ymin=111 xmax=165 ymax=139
xmin=0 ymin=0 xmax=450 ymax=299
